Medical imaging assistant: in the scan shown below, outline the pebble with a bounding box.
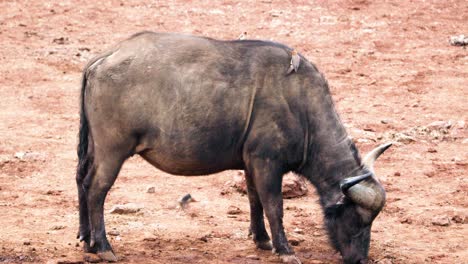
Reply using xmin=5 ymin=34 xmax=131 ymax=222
xmin=394 ymin=172 xmax=401 ymax=176
xmin=452 ymin=214 xmax=466 ymax=224
xmin=108 ymin=230 xmax=120 ymax=236
xmin=293 ymin=227 xmax=304 ymax=234
xmin=50 ymin=225 xmax=66 ymax=230
xmin=227 ymin=205 xmax=242 ymax=215
xmin=427 ymin=148 xmax=437 ymax=153
xmin=432 ymin=216 xmax=451 ymax=226
xmin=109 ymin=203 xmax=143 ymax=214
xmin=146 ymin=186 xmax=155 ymax=193
xmin=400 ymin=217 xmax=412 ymax=224
xmin=246 ymin=254 xmax=260 ymax=260
xmin=289 ymin=239 xmax=301 ymax=246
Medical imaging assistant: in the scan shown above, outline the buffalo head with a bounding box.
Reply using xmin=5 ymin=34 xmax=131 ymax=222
xmin=325 ymin=143 xmax=392 ymax=264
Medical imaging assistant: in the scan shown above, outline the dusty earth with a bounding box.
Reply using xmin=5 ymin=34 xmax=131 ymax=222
xmin=0 ymin=0 xmax=467 ymax=263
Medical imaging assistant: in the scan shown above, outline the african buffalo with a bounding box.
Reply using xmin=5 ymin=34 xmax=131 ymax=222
xmin=76 ymin=32 xmax=391 ymax=264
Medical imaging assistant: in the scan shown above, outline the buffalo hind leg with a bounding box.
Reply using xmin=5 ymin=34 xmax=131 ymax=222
xmin=247 ymin=158 xmax=301 ymax=264
xmin=77 ymin=170 xmax=91 ymax=249
xmin=244 ymin=171 xmax=273 ymax=250
xmin=84 ymin=154 xmax=126 ymax=262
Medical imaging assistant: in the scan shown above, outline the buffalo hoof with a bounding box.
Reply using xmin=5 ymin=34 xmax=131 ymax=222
xmin=255 ymin=240 xmax=273 ymax=250
xmin=280 ymin=254 xmax=302 ymax=264
xmin=98 ymin=250 xmax=118 ymax=262
xmin=83 ymin=242 xmax=97 ymax=254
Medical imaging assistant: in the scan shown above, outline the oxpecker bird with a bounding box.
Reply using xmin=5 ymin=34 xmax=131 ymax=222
xmin=238 ymin=32 xmax=247 ymax=40
xmin=287 ymin=49 xmax=301 ymax=74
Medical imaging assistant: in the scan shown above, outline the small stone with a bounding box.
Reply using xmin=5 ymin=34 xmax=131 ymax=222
xmin=432 ymin=216 xmax=451 ymax=226
xmin=146 ymin=186 xmax=155 ymax=193
xmin=109 ymin=203 xmax=143 ymax=214
xmin=376 ymin=258 xmax=393 ymax=264
xmin=427 ymin=148 xmax=437 ymax=153
xmin=50 ymin=225 xmax=66 ymax=230
xmin=108 ymin=230 xmax=120 ymax=236
xmin=23 ymin=241 xmax=31 ymax=245
xmin=289 ymin=239 xmax=301 ymax=246
xmin=282 ymin=173 xmax=308 ymax=199
xmin=293 ymin=227 xmax=304 ymax=234
xmin=400 ymin=217 xmax=412 ymax=224
xmin=246 ymin=254 xmax=260 ymax=260
xmin=381 ymin=119 xmax=390 ymax=124
xmin=199 ymin=235 xmax=208 ymax=242
xmin=427 ymin=121 xmax=452 ymax=130
xmin=394 ymin=172 xmax=401 ymax=176
xmin=452 ymin=214 xmax=466 ymax=224
xmin=227 ymin=205 xmax=242 ymax=215
xmin=424 ymin=171 xmax=436 ymax=177
xmin=143 ymin=236 xmax=157 ymax=242
xmin=312 ymin=231 xmax=322 ymax=237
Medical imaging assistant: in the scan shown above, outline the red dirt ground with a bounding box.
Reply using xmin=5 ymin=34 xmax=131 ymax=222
xmin=0 ymin=1 xmax=466 ymax=263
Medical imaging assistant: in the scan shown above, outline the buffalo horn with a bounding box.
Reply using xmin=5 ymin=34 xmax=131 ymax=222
xmin=362 ymin=142 xmax=392 ymax=171
xmin=340 ymin=143 xmax=392 ymax=211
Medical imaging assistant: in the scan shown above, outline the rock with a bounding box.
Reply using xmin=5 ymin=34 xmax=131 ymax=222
xmin=427 ymin=148 xmax=437 ymax=153
xmin=227 ymin=205 xmax=242 ymax=215
xmin=23 ymin=241 xmax=31 ymax=245
xmin=146 ymin=186 xmax=155 ymax=193
xmin=390 ymin=132 xmax=415 ymax=144
xmin=449 ymin=34 xmax=468 ymax=46
xmin=289 ymin=239 xmax=301 ymax=246
xmin=246 ymin=254 xmax=260 ymax=260
xmin=400 ymin=217 xmax=412 ymax=224
xmin=312 ymin=231 xmax=322 ymax=237
xmin=427 ymin=121 xmax=452 ymax=130
xmin=14 ymin=151 xmax=46 ymax=162
xmin=109 ymin=203 xmax=143 ymax=214
xmin=376 ymin=258 xmax=393 ymax=264
xmin=143 ymin=236 xmax=157 ymax=242
xmin=394 ymin=172 xmax=401 ymax=176
xmin=282 ymin=173 xmax=308 ymax=199
xmin=50 ymin=225 xmax=66 ymax=230
xmin=452 ymin=214 xmax=466 ymax=224
xmin=432 ymin=216 xmax=451 ymax=226
xmin=224 ymin=171 xmax=307 ymax=199
xmin=108 ymin=230 xmax=120 ymax=236
xmin=424 ymin=171 xmax=436 ymax=177
xmin=293 ymin=227 xmax=304 ymax=234
xmin=223 ymin=171 xmax=247 ymax=194
xmin=14 ymin=152 xmax=26 ymax=160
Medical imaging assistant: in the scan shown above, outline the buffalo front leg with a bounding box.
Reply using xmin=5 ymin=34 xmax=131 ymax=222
xmin=84 ymin=155 xmax=125 ymax=262
xmin=244 ymin=171 xmax=273 ymax=250
xmin=246 ymin=158 xmax=301 ymax=264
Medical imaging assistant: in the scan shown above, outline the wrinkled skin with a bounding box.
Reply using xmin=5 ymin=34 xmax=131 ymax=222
xmin=76 ymin=32 xmax=389 ymax=263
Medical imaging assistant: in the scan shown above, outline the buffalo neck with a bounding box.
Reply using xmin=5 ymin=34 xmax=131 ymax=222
xmin=298 ymin=78 xmax=363 ymax=208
